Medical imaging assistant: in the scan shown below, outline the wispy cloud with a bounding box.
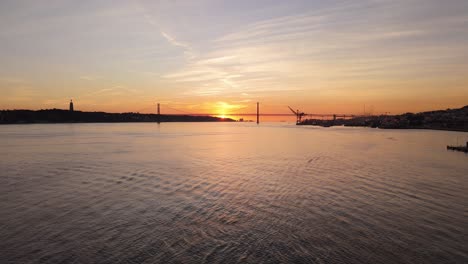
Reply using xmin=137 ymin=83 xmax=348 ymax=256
xmin=160 ymin=0 xmax=468 ymax=105
xmin=160 ymin=30 xmax=195 ymax=59
xmin=160 ymin=31 xmax=190 ymax=50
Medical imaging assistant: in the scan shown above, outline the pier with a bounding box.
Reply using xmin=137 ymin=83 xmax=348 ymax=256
xmin=447 ymin=142 xmax=468 ymax=153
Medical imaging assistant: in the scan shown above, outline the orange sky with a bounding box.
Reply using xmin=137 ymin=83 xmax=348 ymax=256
xmin=1 ymin=1 xmax=467 ymax=116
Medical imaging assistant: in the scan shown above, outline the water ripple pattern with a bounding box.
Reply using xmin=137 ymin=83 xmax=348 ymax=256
xmin=1 ymin=123 xmax=467 ymax=263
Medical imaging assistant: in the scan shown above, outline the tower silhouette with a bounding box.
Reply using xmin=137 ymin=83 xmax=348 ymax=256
xmin=69 ymin=99 xmax=74 ymax=112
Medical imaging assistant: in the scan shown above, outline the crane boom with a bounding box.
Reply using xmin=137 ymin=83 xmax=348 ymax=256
xmin=287 ymin=106 xmax=307 ymax=124
xmin=288 ymin=106 xmax=298 ymax=115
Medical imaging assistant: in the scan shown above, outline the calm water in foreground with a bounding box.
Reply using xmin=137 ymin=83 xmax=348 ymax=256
xmin=1 ymin=123 xmax=467 ymax=263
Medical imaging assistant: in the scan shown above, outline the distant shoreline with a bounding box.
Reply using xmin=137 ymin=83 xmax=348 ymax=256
xmin=299 ymin=124 xmax=468 ymax=132
xmin=1 ymin=123 xmax=467 ymax=133
xmin=0 ymin=121 xmax=236 ymax=125
xmin=298 ymin=105 xmax=468 ymax=132
xmin=0 ymin=109 xmax=235 ymax=124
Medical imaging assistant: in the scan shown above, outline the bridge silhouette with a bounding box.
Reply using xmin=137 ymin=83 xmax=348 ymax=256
xmin=136 ymin=102 xmax=362 ymax=124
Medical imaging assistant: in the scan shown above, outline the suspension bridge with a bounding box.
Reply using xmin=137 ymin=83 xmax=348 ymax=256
xmin=135 ymin=102 xmax=362 ymax=124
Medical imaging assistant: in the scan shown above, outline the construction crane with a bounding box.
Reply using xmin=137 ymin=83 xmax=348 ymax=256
xmin=288 ymin=106 xmax=306 ymax=124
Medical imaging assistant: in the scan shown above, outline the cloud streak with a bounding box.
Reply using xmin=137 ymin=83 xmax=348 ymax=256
xmin=160 ymin=0 xmax=468 ymax=107
xmin=160 ymin=31 xmax=195 ymax=59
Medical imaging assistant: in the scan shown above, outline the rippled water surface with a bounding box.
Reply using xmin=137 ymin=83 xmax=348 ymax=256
xmin=1 ymin=123 xmax=467 ymax=263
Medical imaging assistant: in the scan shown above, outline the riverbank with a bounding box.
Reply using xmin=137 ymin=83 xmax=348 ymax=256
xmin=0 ymin=109 xmax=234 ymax=124
xmin=298 ymin=105 xmax=468 ymax=132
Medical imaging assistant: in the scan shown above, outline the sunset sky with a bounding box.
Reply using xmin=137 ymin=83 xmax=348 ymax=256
xmin=1 ymin=0 xmax=467 ymax=116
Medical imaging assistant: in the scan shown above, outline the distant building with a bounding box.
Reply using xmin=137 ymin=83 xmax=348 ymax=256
xmin=69 ymin=99 xmax=74 ymax=112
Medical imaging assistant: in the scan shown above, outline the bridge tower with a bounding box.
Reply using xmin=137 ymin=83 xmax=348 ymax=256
xmin=257 ymin=102 xmax=259 ymax=124
xmin=157 ymin=103 xmax=160 ymax=123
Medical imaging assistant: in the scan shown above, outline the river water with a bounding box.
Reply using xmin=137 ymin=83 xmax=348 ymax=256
xmin=1 ymin=123 xmax=467 ymax=263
